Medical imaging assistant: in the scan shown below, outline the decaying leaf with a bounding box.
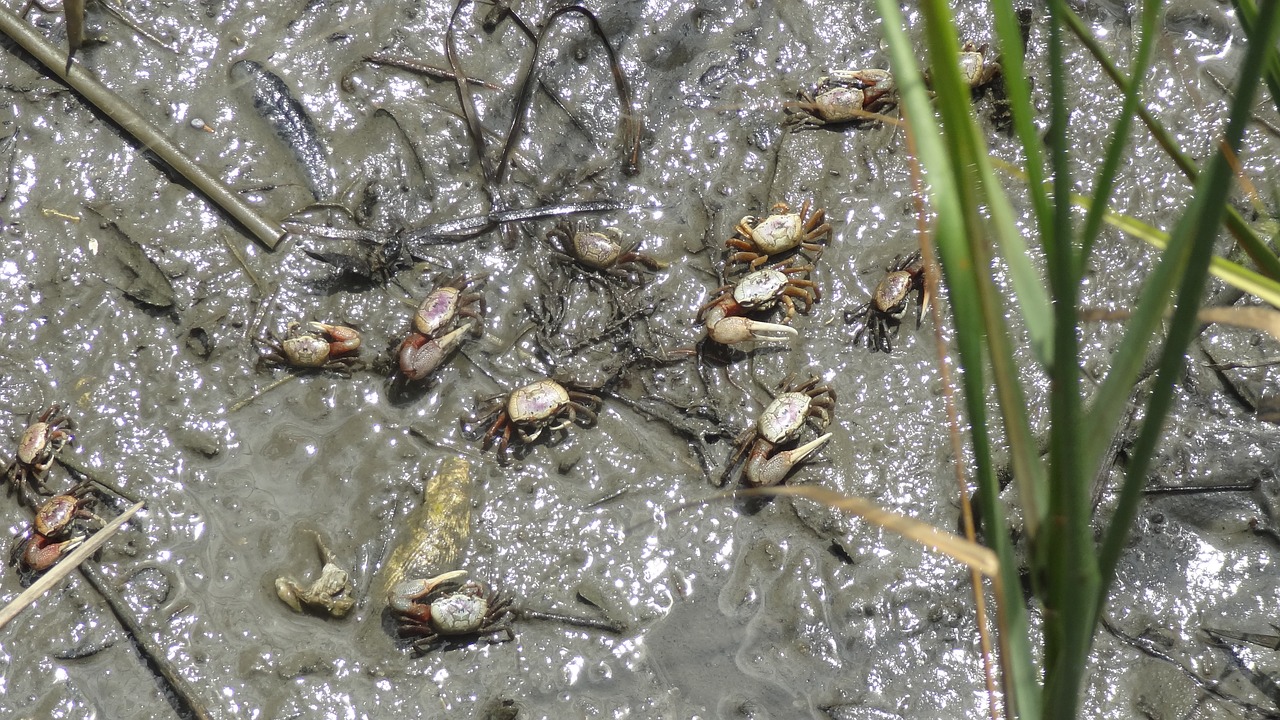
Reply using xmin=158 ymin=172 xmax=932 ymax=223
xmin=85 ymin=208 xmax=176 ymax=309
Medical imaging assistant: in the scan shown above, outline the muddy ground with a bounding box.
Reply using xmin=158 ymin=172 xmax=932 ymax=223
xmin=2 ymin=0 xmax=1280 ymax=718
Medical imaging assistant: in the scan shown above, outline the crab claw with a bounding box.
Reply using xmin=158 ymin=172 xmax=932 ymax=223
xmin=397 ymin=323 xmax=472 ymax=381
xmin=388 ymin=570 xmax=468 ymax=614
xmin=744 ymin=432 xmax=832 ymax=487
xmin=20 ymin=533 xmax=84 ymax=573
xmin=707 ymin=317 xmax=799 ymax=345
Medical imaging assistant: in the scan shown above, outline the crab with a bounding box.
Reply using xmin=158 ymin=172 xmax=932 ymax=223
xmin=957 ymin=42 xmax=1003 ymax=91
xmin=410 ymin=273 xmax=486 ymax=340
xmin=697 ymin=259 xmax=819 ymax=346
xmin=546 ymin=221 xmax=667 ymax=284
xmin=725 ymin=199 xmax=832 ymax=272
xmin=33 ymin=484 xmax=105 ymax=539
xmin=925 ymin=42 xmax=1003 ymax=93
xmin=462 ymin=379 xmax=602 ymax=462
xmin=726 ymin=376 xmax=836 ymax=487
xmin=783 ymin=68 xmax=898 ymax=131
xmin=9 ymin=531 xmax=83 ymax=580
xmin=8 ymin=484 xmax=104 ymax=580
xmin=257 ymin=321 xmax=363 ymax=373
xmin=5 ymin=405 xmax=74 ymax=493
xmin=275 ymin=531 xmax=355 ymax=618
xmin=394 ymin=274 xmax=486 ymax=383
xmin=388 ymin=570 xmax=515 ymax=654
xmin=846 ymin=251 xmax=928 ymax=353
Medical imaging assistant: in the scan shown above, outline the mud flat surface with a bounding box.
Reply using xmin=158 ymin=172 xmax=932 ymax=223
xmin=2 ymin=0 xmax=1279 ymax=718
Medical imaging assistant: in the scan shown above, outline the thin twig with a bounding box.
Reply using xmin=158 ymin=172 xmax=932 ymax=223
xmin=228 ymin=374 xmax=298 ymax=413
xmin=496 ymin=4 xmax=642 ymax=183
xmin=0 ymin=500 xmax=143 ymax=630
xmin=0 ymin=5 xmax=284 ymax=249
xmin=54 ymin=455 xmax=142 ymax=503
xmin=364 ymin=52 xmax=501 ymax=89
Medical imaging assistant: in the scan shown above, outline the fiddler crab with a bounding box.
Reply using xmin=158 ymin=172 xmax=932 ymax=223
xmin=395 ymin=273 xmax=486 ymax=383
xmin=726 ymin=376 xmax=836 ymax=487
xmin=9 ymin=484 xmax=105 ymax=581
xmin=389 ymin=569 xmax=514 ymax=654
xmin=6 ymin=404 xmax=74 ymax=493
xmin=957 ymin=42 xmax=1003 ymax=92
xmin=257 ymin=321 xmax=363 ymax=374
xmin=275 ymin=531 xmax=355 ymax=619
xmin=547 ymin=221 xmax=667 ymax=284
xmin=726 ymin=199 xmax=832 ymax=272
xmin=462 ymin=379 xmax=602 ymax=463
xmin=697 ymin=258 xmax=819 ymax=346
xmin=924 ymin=42 xmax=1003 ymax=93
xmin=846 ymin=251 xmax=928 ymax=353
xmin=783 ymin=69 xmax=898 ymax=130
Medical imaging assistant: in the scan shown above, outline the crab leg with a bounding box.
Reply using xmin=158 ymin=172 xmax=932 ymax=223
xmin=744 ymin=433 xmax=832 ymax=487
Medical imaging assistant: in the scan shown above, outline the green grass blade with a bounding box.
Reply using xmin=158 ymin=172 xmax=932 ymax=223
xmin=1075 ymin=0 xmax=1162 ymax=268
xmin=915 ymin=0 xmax=1050 ymax=539
xmin=1102 ymin=207 xmax=1280 ymax=308
xmin=1038 ymin=2 xmax=1101 ymax=714
xmin=1232 ymin=0 xmax=1280 ymax=118
xmin=875 ymin=2 xmax=1044 ymax=717
xmin=1097 ymin=0 xmax=1280 ymax=595
xmin=990 ymin=3 xmax=1053 ymax=262
xmin=1063 ymin=6 xmax=1280 ymax=283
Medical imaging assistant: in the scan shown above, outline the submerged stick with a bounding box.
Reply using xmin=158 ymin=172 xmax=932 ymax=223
xmin=0 ymin=500 xmax=143 ymax=630
xmin=0 ymin=5 xmax=284 ymax=250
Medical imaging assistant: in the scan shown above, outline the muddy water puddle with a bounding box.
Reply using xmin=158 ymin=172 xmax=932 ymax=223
xmin=1 ymin=0 xmax=1279 ymax=718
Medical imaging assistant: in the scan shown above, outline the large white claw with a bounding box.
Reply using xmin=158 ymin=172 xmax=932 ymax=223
xmin=707 ymin=316 xmax=798 ymax=345
xmin=745 ymin=432 xmax=832 ymax=487
xmin=387 ymin=569 xmax=467 ymax=611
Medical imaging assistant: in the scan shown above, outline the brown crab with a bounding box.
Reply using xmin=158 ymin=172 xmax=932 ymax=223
xmin=783 ymin=68 xmax=898 ymax=131
xmin=389 ymin=570 xmax=515 ymax=654
xmin=6 ymin=405 xmax=74 ymax=493
xmin=726 ymin=376 xmax=835 ymax=487
xmin=725 ymin=199 xmax=832 ymax=272
xmin=546 ymin=221 xmax=667 ymax=284
xmin=395 ymin=274 xmax=486 ymax=383
xmin=697 ymin=259 xmax=819 ymax=346
xmin=257 ymin=321 xmax=363 ymax=373
xmin=462 ymin=379 xmax=602 ymax=463
xmin=846 ymin=251 xmax=927 ymax=353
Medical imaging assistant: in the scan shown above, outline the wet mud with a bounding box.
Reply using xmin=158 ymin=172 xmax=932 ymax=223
xmin=1 ymin=0 xmax=1279 ymax=718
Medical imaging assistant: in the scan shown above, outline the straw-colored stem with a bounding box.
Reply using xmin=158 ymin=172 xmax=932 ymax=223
xmin=0 ymin=5 xmax=283 ymax=250
xmin=0 ymin=500 xmax=143 ymax=629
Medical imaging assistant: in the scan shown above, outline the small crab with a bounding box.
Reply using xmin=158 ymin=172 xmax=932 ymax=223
xmin=9 ymin=531 xmax=83 ymax=579
xmin=5 ymin=405 xmax=74 ymax=493
xmin=925 ymin=42 xmax=1003 ymax=93
xmin=957 ymin=42 xmax=1003 ymax=91
xmin=410 ymin=273 xmax=486 ymax=340
xmin=727 ymin=376 xmax=836 ymax=487
xmin=463 ymin=379 xmax=602 ymax=462
xmin=389 ymin=570 xmax=515 ymax=654
xmin=275 ymin=531 xmax=355 ymax=619
xmin=697 ymin=260 xmax=819 ymax=346
xmin=33 ymin=484 xmax=105 ymax=539
xmin=783 ymin=69 xmax=898 ymax=130
xmin=257 ymin=321 xmax=363 ymax=373
xmin=725 ymin=199 xmax=832 ymax=272
xmin=394 ymin=274 xmax=486 ymax=383
xmin=846 ymin=251 xmax=928 ymax=353
xmin=546 ymin=221 xmax=667 ymax=284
